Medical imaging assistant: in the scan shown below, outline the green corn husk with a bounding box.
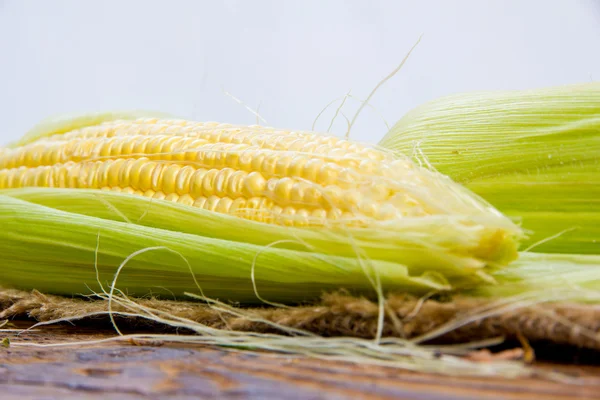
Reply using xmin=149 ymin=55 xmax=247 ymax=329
xmin=0 ymin=113 xmax=523 ymax=303
xmin=482 ymin=252 xmax=600 ymax=301
xmin=379 ymin=83 xmax=600 ymax=254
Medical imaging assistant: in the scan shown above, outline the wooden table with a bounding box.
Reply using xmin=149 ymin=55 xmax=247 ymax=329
xmin=1 ymin=324 xmax=599 ymax=399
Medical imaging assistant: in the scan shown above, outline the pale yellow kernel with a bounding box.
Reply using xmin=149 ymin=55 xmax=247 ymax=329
xmin=245 ymin=151 xmax=264 ymax=173
xmin=189 ymin=169 xmax=208 ymax=197
xmin=108 ymin=138 xmax=126 ymax=158
xmin=320 ymin=185 xmax=343 ymax=208
xmin=107 ymin=159 xmax=126 ymax=187
xmin=245 ymin=197 xmax=261 ymax=210
xmin=20 ymin=168 xmax=34 ymax=188
xmin=289 ymin=182 xmax=305 ymax=205
xmin=246 ymin=197 xmax=272 ymax=222
xmin=174 ymin=165 xmax=196 ymax=195
xmin=229 ymin=198 xmax=247 ymax=216
xmin=159 ymin=164 xmax=181 ymax=194
xmin=280 ymin=206 xmax=297 ymax=227
xmin=183 ymin=141 xmax=203 ymax=161
xmin=266 ymin=178 xmax=277 ymax=193
xmin=128 ymin=157 xmax=151 ymax=188
xmin=164 ymin=193 xmax=180 ymax=202
xmin=213 ymin=144 xmax=231 ymax=167
xmin=164 ymin=125 xmax=182 ymax=135
xmin=2 ymin=169 xmax=18 ymax=188
xmin=326 ymin=208 xmax=343 ymax=221
xmin=328 ymin=147 xmax=348 ymax=159
xmin=285 ymin=139 xmax=306 ymax=152
xmin=149 ymin=163 xmax=166 ymax=192
xmin=20 ymin=147 xmax=33 ymax=167
xmin=294 ymin=209 xmax=310 ymax=227
xmin=224 ymin=149 xmax=240 ymax=169
xmin=284 ymin=157 xmax=305 ymax=178
xmin=314 ymin=144 xmax=332 ymax=155
xmin=261 ymin=153 xmax=278 ymax=175
xmin=360 ymin=148 xmax=388 ymax=161
xmin=316 ymin=163 xmax=340 ymax=186
xmin=218 ymin=130 xmax=235 ymax=143
xmin=121 ymin=187 xmax=136 ymax=194
xmin=302 ymin=185 xmax=323 ymax=205
xmin=132 ymin=136 xmax=150 ymax=155
xmin=273 ymin=177 xmax=294 ymax=203
xmin=302 ymin=159 xmax=323 ymax=181
xmin=66 ymin=163 xmax=82 ymax=188
xmin=0 ymin=172 xmax=7 ymax=189
xmin=242 ymin=172 xmax=266 ymax=197
xmin=358 ymin=159 xmax=379 ymax=174
xmin=119 ymin=136 xmax=137 ymax=156
xmin=237 ymin=149 xmax=255 ymax=170
xmin=200 ymin=169 xmax=218 ymax=196
xmin=134 ymin=162 xmax=156 ymax=191
xmin=230 ymin=131 xmax=250 ymax=145
xmin=153 ymin=191 xmax=166 ymax=200
xmin=117 ymin=159 xmax=135 ymax=188
xmin=55 ymin=164 xmax=69 ymax=187
xmin=40 ymin=166 xmax=55 ymax=187
xmin=270 ymin=205 xmax=283 ymax=216
xmin=309 ymin=209 xmax=327 ymax=225
xmin=193 ymin=196 xmax=207 ymax=208
xmin=39 ymin=147 xmax=55 ymax=166
xmin=337 ymin=168 xmax=357 ymax=186
xmin=177 ymin=194 xmax=195 ymax=206
xmin=222 ymin=170 xmax=243 ymax=198
xmin=205 ymin=195 xmax=221 ymax=212
xmin=274 ymin=155 xmax=293 ymax=176
xmin=342 ymin=190 xmax=363 ymax=209
xmin=215 ymin=197 xmax=233 ymax=214
xmin=198 ymin=146 xmax=215 ymax=167
xmin=160 ymin=136 xmax=185 ymax=160
xmin=146 ymin=137 xmax=167 ymax=159
xmin=212 ymin=169 xmax=235 ymax=197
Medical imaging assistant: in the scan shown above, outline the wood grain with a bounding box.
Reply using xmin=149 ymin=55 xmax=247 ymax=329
xmin=1 ymin=324 xmax=599 ymax=399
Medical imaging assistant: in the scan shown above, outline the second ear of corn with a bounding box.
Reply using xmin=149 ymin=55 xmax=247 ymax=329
xmin=380 ymin=83 xmax=600 ymax=254
xmin=0 ymin=113 xmax=521 ymax=302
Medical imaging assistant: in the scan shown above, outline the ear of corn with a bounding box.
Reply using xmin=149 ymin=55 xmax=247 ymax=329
xmin=379 ymin=83 xmax=600 ymax=254
xmin=0 ymin=114 xmax=522 ymax=302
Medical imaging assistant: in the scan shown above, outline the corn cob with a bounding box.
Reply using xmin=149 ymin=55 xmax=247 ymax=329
xmin=0 ymin=113 xmax=522 ymax=302
xmin=380 ymin=83 xmax=600 ymax=254
xmin=0 ymin=118 xmax=513 ymax=228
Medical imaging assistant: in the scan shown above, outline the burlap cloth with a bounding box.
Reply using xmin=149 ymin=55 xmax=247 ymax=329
xmin=1 ymin=289 xmax=599 ymax=350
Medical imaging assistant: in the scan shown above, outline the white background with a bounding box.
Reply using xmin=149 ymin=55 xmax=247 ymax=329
xmin=1 ymin=0 xmax=599 ymax=144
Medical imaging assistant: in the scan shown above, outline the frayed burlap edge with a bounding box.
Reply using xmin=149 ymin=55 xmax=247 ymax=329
xmin=1 ymin=288 xmax=599 ymax=350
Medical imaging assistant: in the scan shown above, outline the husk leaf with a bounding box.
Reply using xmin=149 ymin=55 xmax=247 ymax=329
xmin=379 ymin=83 xmax=600 ymax=254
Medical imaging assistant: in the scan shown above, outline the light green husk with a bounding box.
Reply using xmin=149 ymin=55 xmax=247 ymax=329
xmin=0 ymin=187 xmax=516 ymax=303
xmin=485 ymin=252 xmax=600 ymax=301
xmin=379 ymin=83 xmax=600 ymax=254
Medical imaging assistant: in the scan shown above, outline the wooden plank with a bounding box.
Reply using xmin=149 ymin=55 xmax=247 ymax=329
xmin=1 ymin=325 xmax=599 ymax=399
